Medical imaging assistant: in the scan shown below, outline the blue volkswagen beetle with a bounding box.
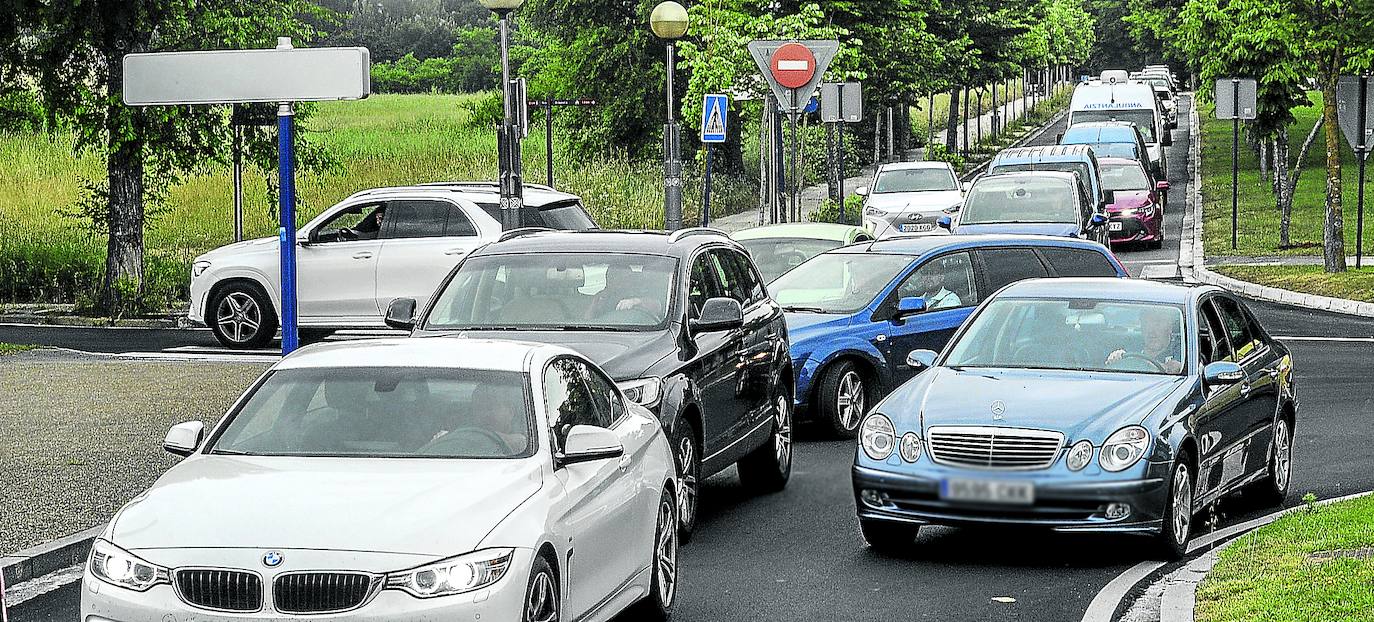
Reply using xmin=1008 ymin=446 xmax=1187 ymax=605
xmin=852 ymin=278 xmax=1297 ymax=559
xmin=768 ymin=235 xmax=1127 ymax=438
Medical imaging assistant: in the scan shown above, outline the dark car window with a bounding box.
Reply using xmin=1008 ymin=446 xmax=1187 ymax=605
xmin=1213 ymin=297 xmax=1263 ymax=360
xmin=896 ymin=251 xmax=978 ymax=310
xmin=713 ymin=249 xmax=765 ymax=305
xmin=1199 ymin=299 xmax=1233 ymax=364
xmin=1041 ymin=248 xmax=1119 ymax=277
xmin=384 ymin=200 xmax=452 ymax=239
xmin=688 ymin=252 xmax=726 ymax=318
xmin=544 ymin=358 xmax=613 ymax=448
xmin=444 ymin=205 xmax=479 ymax=237
xmin=478 ymin=200 xmax=597 ymax=231
xmin=314 ymin=203 xmax=386 ymax=243
xmin=962 ymin=177 xmax=1081 ymax=225
xmin=978 ymin=248 xmax=1050 ymax=293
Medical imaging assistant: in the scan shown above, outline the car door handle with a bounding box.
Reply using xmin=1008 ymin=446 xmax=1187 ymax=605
xmin=444 ymin=248 xmax=467 ymax=256
xmin=1240 ymin=382 xmax=1252 ymax=397
xmin=352 ymin=251 xmax=374 ymax=260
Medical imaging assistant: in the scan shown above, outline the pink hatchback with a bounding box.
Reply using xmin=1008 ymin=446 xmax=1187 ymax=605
xmin=1100 ymin=157 xmax=1168 ymax=249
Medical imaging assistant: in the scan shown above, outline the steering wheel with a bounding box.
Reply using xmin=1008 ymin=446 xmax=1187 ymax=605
xmin=419 ymin=427 xmax=510 ymax=456
xmin=1115 ymin=352 xmax=1167 ymax=373
xmin=615 ymin=306 xmax=660 ymax=325
xmin=337 ymin=227 xmax=359 ymax=242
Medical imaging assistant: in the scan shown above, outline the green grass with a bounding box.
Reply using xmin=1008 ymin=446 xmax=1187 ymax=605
xmin=911 ymin=79 xmax=1036 ymax=136
xmin=1196 ymin=494 xmax=1374 ymax=622
xmin=0 ymin=343 xmax=35 ymax=355
xmin=1200 ymin=91 xmax=1374 ymax=258
xmin=1211 ymin=265 xmax=1374 ymax=302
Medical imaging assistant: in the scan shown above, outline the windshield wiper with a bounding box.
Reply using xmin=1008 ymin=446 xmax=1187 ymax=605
xmin=210 ymin=448 xmax=250 ymax=455
xmin=555 ymin=325 xmax=631 ymax=331
xmin=782 ymin=305 xmax=830 ymax=313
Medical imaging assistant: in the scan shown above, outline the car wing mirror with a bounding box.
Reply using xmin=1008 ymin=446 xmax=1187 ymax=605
xmin=906 ymin=349 xmax=939 ymax=370
xmin=895 ymin=296 xmax=927 ymax=320
xmin=1090 ymin=213 xmax=1109 ymax=228
xmin=937 ymin=215 xmax=954 ymax=231
xmin=691 ymin=297 xmax=744 ymax=333
xmin=960 ymin=181 xmax=973 ymax=193
xmin=855 ymin=186 xmax=870 ymax=197
xmin=385 ymin=298 xmax=418 ymax=331
xmin=557 ymin=425 xmax=624 ymax=467
xmin=1204 ymin=361 xmax=1245 ymax=386
xmin=164 ymin=421 xmax=206 ymax=457
xmin=1157 ymin=180 xmax=1170 ymax=191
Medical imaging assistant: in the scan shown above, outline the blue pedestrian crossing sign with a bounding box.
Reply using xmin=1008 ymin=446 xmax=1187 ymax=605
xmin=701 ymin=94 xmax=729 ymax=143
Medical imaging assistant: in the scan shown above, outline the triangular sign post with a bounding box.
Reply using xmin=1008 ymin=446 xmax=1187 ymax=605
xmin=748 ymin=40 xmax=840 ymax=113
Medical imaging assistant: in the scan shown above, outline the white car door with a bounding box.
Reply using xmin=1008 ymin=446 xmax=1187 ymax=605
xmin=374 ymin=199 xmax=483 ymax=314
xmin=544 ymin=358 xmax=646 ymax=620
xmin=297 ymin=202 xmax=384 ymax=322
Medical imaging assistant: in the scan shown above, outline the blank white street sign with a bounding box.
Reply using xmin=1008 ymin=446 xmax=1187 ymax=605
xmin=820 ymin=82 xmax=863 ymax=123
xmin=123 ymin=47 xmax=371 ymax=105
xmin=1214 ymin=78 xmax=1257 ymax=120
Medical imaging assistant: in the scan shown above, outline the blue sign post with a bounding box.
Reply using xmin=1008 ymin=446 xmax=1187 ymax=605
xmin=701 ymin=94 xmax=729 ymax=226
xmin=277 ymin=103 xmax=299 ymax=353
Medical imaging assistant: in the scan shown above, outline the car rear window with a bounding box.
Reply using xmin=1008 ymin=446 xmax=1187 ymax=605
xmin=1040 ymin=248 xmax=1120 ymax=277
xmin=478 ymin=200 xmax=597 ymax=231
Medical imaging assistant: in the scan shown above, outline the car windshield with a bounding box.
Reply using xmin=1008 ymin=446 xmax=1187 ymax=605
xmin=209 ymin=368 xmax=535 ymax=458
xmin=425 ymin=253 xmax=677 ymax=330
xmin=768 ymin=253 xmax=913 ymax=314
xmin=1101 ymin=163 xmax=1151 ymax=192
xmin=961 ymin=177 xmax=1079 ymax=225
xmin=873 ymin=168 xmax=958 ymax=193
xmin=989 ymin=162 xmax=1092 ymax=192
xmin=740 ymin=237 xmax=847 ymax=282
xmin=944 ymin=298 xmax=1187 ymax=375
xmin=1072 ymin=109 xmax=1157 ymax=141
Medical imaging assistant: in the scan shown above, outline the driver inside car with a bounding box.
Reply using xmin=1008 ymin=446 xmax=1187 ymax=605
xmin=428 ymin=383 xmax=529 ymax=456
xmin=588 ymin=264 xmax=665 ymax=322
xmin=916 ymin=266 xmax=962 ymax=310
xmin=1106 ymin=308 xmax=1184 ymax=374
xmin=350 ymin=206 xmax=386 ymax=240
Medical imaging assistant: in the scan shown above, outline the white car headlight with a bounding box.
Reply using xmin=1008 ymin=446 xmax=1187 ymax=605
xmin=1099 ymin=426 xmax=1151 ymax=472
xmin=90 ymin=539 xmax=169 ymax=592
xmin=385 ymin=548 xmax=514 ymax=598
xmin=192 ymin=260 xmax=212 ymax=278
xmin=860 ymin=414 xmax=896 ymax=461
xmin=1066 ymin=440 xmax=1094 ymax=471
xmin=898 ymin=432 xmax=922 ymax=463
xmin=863 ymin=206 xmax=889 ymax=217
xmin=617 ymin=377 xmax=662 ymax=408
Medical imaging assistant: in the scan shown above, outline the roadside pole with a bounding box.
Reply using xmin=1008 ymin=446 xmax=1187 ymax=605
xmin=1215 ymin=78 xmax=1257 ymax=252
xmin=700 ymin=94 xmax=729 ymax=227
xmin=277 ymin=100 xmax=298 ymax=352
xmin=1232 ymin=80 xmax=1239 ymax=250
xmin=821 ymin=82 xmax=862 ymax=225
xmin=1358 ymin=76 xmax=1368 ymax=269
xmin=545 ymin=96 xmax=554 ymax=186
xmin=1336 ymin=75 xmax=1374 ymax=267
xmin=232 ymin=118 xmax=244 ymax=242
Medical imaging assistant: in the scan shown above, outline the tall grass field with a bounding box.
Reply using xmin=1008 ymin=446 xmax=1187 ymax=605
xmin=1 ymin=93 xmax=749 ymax=308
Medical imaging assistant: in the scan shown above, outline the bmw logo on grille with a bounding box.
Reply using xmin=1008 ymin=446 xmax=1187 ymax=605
xmin=262 ymin=551 xmax=284 ymax=567
xmin=990 ymin=400 xmax=1006 ymax=420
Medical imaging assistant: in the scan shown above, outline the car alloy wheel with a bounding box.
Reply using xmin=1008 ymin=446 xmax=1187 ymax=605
xmin=837 ymin=371 xmax=866 ymax=431
xmin=524 ymin=563 xmax=558 ymax=622
xmin=1272 ymin=419 xmax=1292 ymax=493
xmin=774 ymin=392 xmax=793 ymax=473
xmin=655 ymin=494 xmax=678 ymax=607
xmin=1171 ymin=462 xmax=1192 ymax=547
xmin=216 ymin=291 xmax=262 ymax=345
xmin=674 ymin=430 xmax=699 ymax=539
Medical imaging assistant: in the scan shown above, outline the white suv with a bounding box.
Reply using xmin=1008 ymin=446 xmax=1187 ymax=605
xmin=190 ymin=183 xmax=597 ymax=348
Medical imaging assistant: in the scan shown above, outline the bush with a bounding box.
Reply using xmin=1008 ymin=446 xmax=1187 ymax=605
xmin=809 ymin=195 xmax=863 ymax=225
xmin=924 ymin=143 xmax=967 ymax=172
xmin=0 ymin=90 xmax=44 ymax=133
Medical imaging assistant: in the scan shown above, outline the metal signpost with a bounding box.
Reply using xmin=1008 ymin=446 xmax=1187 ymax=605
xmin=1215 ymin=78 xmax=1257 ymax=250
xmin=700 ymin=94 xmax=730 ymax=227
xmin=1338 ymin=75 xmax=1374 ymax=268
xmin=229 ymin=104 xmax=276 ymax=242
xmin=527 ymin=97 xmax=598 ymax=186
xmin=750 ymin=40 xmax=840 ymax=223
xmin=124 ymin=39 xmax=369 ymax=355
xmin=821 ymin=82 xmax=863 ymax=224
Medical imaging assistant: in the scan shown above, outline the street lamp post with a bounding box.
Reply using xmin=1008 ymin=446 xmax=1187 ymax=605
xmin=651 ymin=1 xmax=689 ymax=231
xmin=480 ymin=0 xmax=527 ymax=230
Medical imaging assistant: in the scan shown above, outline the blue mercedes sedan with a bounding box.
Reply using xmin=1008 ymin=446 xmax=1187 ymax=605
xmin=768 ymin=235 xmax=1127 ymax=439
xmin=852 ymin=279 xmax=1297 ymax=559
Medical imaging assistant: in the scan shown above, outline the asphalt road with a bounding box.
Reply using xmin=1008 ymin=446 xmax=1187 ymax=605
xmin=9 ymin=96 xmax=1374 ymax=622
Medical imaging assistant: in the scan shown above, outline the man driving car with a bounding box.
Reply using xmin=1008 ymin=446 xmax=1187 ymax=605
xmin=1106 ymin=307 xmax=1184 ymax=373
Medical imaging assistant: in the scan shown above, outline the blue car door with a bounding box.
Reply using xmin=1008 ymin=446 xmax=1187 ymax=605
xmin=879 ymin=251 xmax=981 ymax=385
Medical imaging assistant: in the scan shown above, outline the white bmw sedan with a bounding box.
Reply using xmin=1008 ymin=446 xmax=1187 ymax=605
xmin=80 ymin=338 xmax=679 ymax=622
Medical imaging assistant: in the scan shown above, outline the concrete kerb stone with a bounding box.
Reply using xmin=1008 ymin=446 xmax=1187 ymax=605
xmin=1182 ymin=94 xmax=1374 ymax=316
xmin=2 ymin=525 xmax=103 ymax=589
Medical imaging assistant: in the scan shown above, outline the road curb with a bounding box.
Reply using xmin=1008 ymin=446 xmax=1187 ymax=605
xmin=1 ymin=525 xmax=103 ymax=589
xmin=1181 ymin=95 xmax=1374 ymax=316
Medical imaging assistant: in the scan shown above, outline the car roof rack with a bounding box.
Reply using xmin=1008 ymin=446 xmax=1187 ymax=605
xmin=416 ymin=181 xmax=559 ymax=193
xmin=498 ymin=227 xmax=555 ymax=242
xmin=667 ymin=227 xmax=730 ymax=244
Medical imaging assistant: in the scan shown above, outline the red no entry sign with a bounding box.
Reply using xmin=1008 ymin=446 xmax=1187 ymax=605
xmin=770 ymin=43 xmax=817 ymax=90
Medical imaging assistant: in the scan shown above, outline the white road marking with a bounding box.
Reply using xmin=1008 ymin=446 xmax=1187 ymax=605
xmin=1120 ymin=259 xmax=1179 ymax=264
xmin=2 ymin=564 xmax=84 ymax=608
xmin=1139 ymin=265 xmax=1181 ymax=279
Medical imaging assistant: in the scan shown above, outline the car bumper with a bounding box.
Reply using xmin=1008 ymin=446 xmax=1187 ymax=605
xmin=792 ymin=356 xmax=821 ymax=418
xmin=1108 ymin=213 xmax=1162 ymax=243
xmin=80 ymin=550 xmax=534 ymax=622
xmin=852 ymin=463 xmax=1171 ymax=534
xmin=187 ymin=275 xmax=211 ymax=326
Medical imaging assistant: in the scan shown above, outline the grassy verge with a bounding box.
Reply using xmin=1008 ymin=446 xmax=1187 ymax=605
xmin=1196 ymin=494 xmax=1374 ymax=622
xmin=0 ymin=343 xmax=36 ymax=355
xmin=1211 ymin=265 xmax=1374 ymax=303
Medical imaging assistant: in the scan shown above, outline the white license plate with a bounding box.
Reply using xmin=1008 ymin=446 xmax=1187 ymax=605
xmin=939 ymin=478 xmax=1034 ymax=505
xmin=1108 ymin=222 xmax=1124 ymax=231
xmin=900 ymin=223 xmax=935 ymax=232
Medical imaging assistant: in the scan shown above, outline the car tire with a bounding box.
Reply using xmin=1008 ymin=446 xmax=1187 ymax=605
xmin=1250 ymin=417 xmax=1293 ymax=507
xmin=670 ymin=421 xmax=700 ymax=544
xmin=628 ymin=488 xmax=678 ymax=621
xmin=1154 ymin=458 xmax=1194 ymax=561
xmin=817 ymin=361 xmax=869 ymax=439
xmin=859 ymin=518 xmax=919 ymax=553
xmin=522 ymin=554 xmax=560 ymax=622
xmin=208 ymin=282 xmax=277 ymax=350
xmin=737 ymin=388 xmax=793 ymax=494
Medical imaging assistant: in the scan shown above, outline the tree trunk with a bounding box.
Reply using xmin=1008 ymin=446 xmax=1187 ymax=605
xmin=945 ymin=88 xmax=961 ymax=152
xmin=1258 ymin=134 xmax=1271 ymax=182
xmin=719 ymin=105 xmax=746 ymax=176
xmin=100 ymin=53 xmax=145 ymax=315
xmin=1281 ymin=114 xmax=1325 ymax=248
xmin=1320 ymin=65 xmax=1347 ymax=273
xmin=1273 ymin=133 xmax=1291 ymax=247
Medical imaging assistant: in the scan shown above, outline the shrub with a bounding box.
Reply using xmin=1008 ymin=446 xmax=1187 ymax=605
xmin=925 ymin=143 xmax=967 ymax=172
xmin=809 ymin=195 xmax=863 ymax=225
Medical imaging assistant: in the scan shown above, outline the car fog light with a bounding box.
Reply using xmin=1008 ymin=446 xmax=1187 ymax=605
xmin=860 ymin=489 xmax=891 ymax=508
xmin=1105 ymin=503 xmax=1131 ymax=519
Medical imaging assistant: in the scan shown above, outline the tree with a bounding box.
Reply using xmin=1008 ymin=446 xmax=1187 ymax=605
xmin=16 ymin=1 xmax=330 ymax=313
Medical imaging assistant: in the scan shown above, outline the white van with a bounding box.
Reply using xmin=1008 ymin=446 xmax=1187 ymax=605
xmin=1068 ymin=81 xmax=1170 ymax=179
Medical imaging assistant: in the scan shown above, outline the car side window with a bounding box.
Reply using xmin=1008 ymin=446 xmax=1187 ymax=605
xmin=896 ymin=251 xmax=978 ymax=310
xmin=1040 ymin=248 xmax=1119 ymax=277
xmin=1199 ymin=299 xmax=1233 ymax=364
xmin=383 ymin=200 xmax=451 ymax=239
xmin=314 ymin=203 xmax=385 ymax=243
xmin=444 ymin=205 xmax=479 ymax=237
xmin=543 ymin=358 xmax=613 ymax=448
xmin=1214 ymin=298 xmax=1263 ymax=360
xmin=583 ymin=365 xmax=626 ymax=425
xmin=688 ymin=252 xmax=724 ymax=319
xmin=715 ymin=249 xmax=765 ymax=305
xmin=978 ymin=248 xmax=1050 ymax=294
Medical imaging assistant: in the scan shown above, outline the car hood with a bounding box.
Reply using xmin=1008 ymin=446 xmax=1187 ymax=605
xmin=883 ymin=367 xmax=1186 ymax=442
xmin=195 ymin=236 xmax=280 ymax=262
xmin=111 ymin=456 xmax=543 ymax=555
xmin=865 ymin=190 xmax=963 ymax=214
xmin=410 ymin=329 xmax=673 ymax=381
xmin=954 ymin=222 xmax=1079 ymax=237
xmin=1109 ymin=191 xmax=1154 ymax=210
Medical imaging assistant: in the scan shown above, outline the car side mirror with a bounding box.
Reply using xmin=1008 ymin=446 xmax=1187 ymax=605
xmin=1156 ymin=180 xmax=1170 ymax=191
xmin=557 ymin=425 xmax=624 ymax=467
xmin=1056 ymin=133 xmax=1064 ymax=143
xmin=164 ymin=421 xmax=205 ymax=457
xmin=855 ymin=186 xmax=870 ymax=197
xmin=1090 ymin=213 xmax=1109 ymax=228
xmin=385 ymin=298 xmax=418 ymax=331
xmin=906 ymin=349 xmax=938 ymax=370
xmin=1204 ymin=361 xmax=1245 ymax=386
xmin=895 ymin=296 xmax=927 ymax=320
xmin=937 ymin=215 xmax=953 ymax=231
xmin=691 ymin=297 xmax=744 ymax=332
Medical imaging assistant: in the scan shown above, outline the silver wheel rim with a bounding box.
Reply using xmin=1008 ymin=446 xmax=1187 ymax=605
xmin=215 ymin=292 xmax=262 ymax=344
xmin=1172 ymin=464 xmax=1192 ymax=546
xmin=775 ymin=393 xmax=793 ymax=471
xmin=1274 ymin=420 xmax=1292 ymax=492
xmin=676 ymin=436 xmax=697 ymax=530
xmin=655 ymin=496 xmax=678 ymax=606
xmin=837 ymin=371 xmax=865 ymax=431
xmin=525 ymin=569 xmax=557 ymax=622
